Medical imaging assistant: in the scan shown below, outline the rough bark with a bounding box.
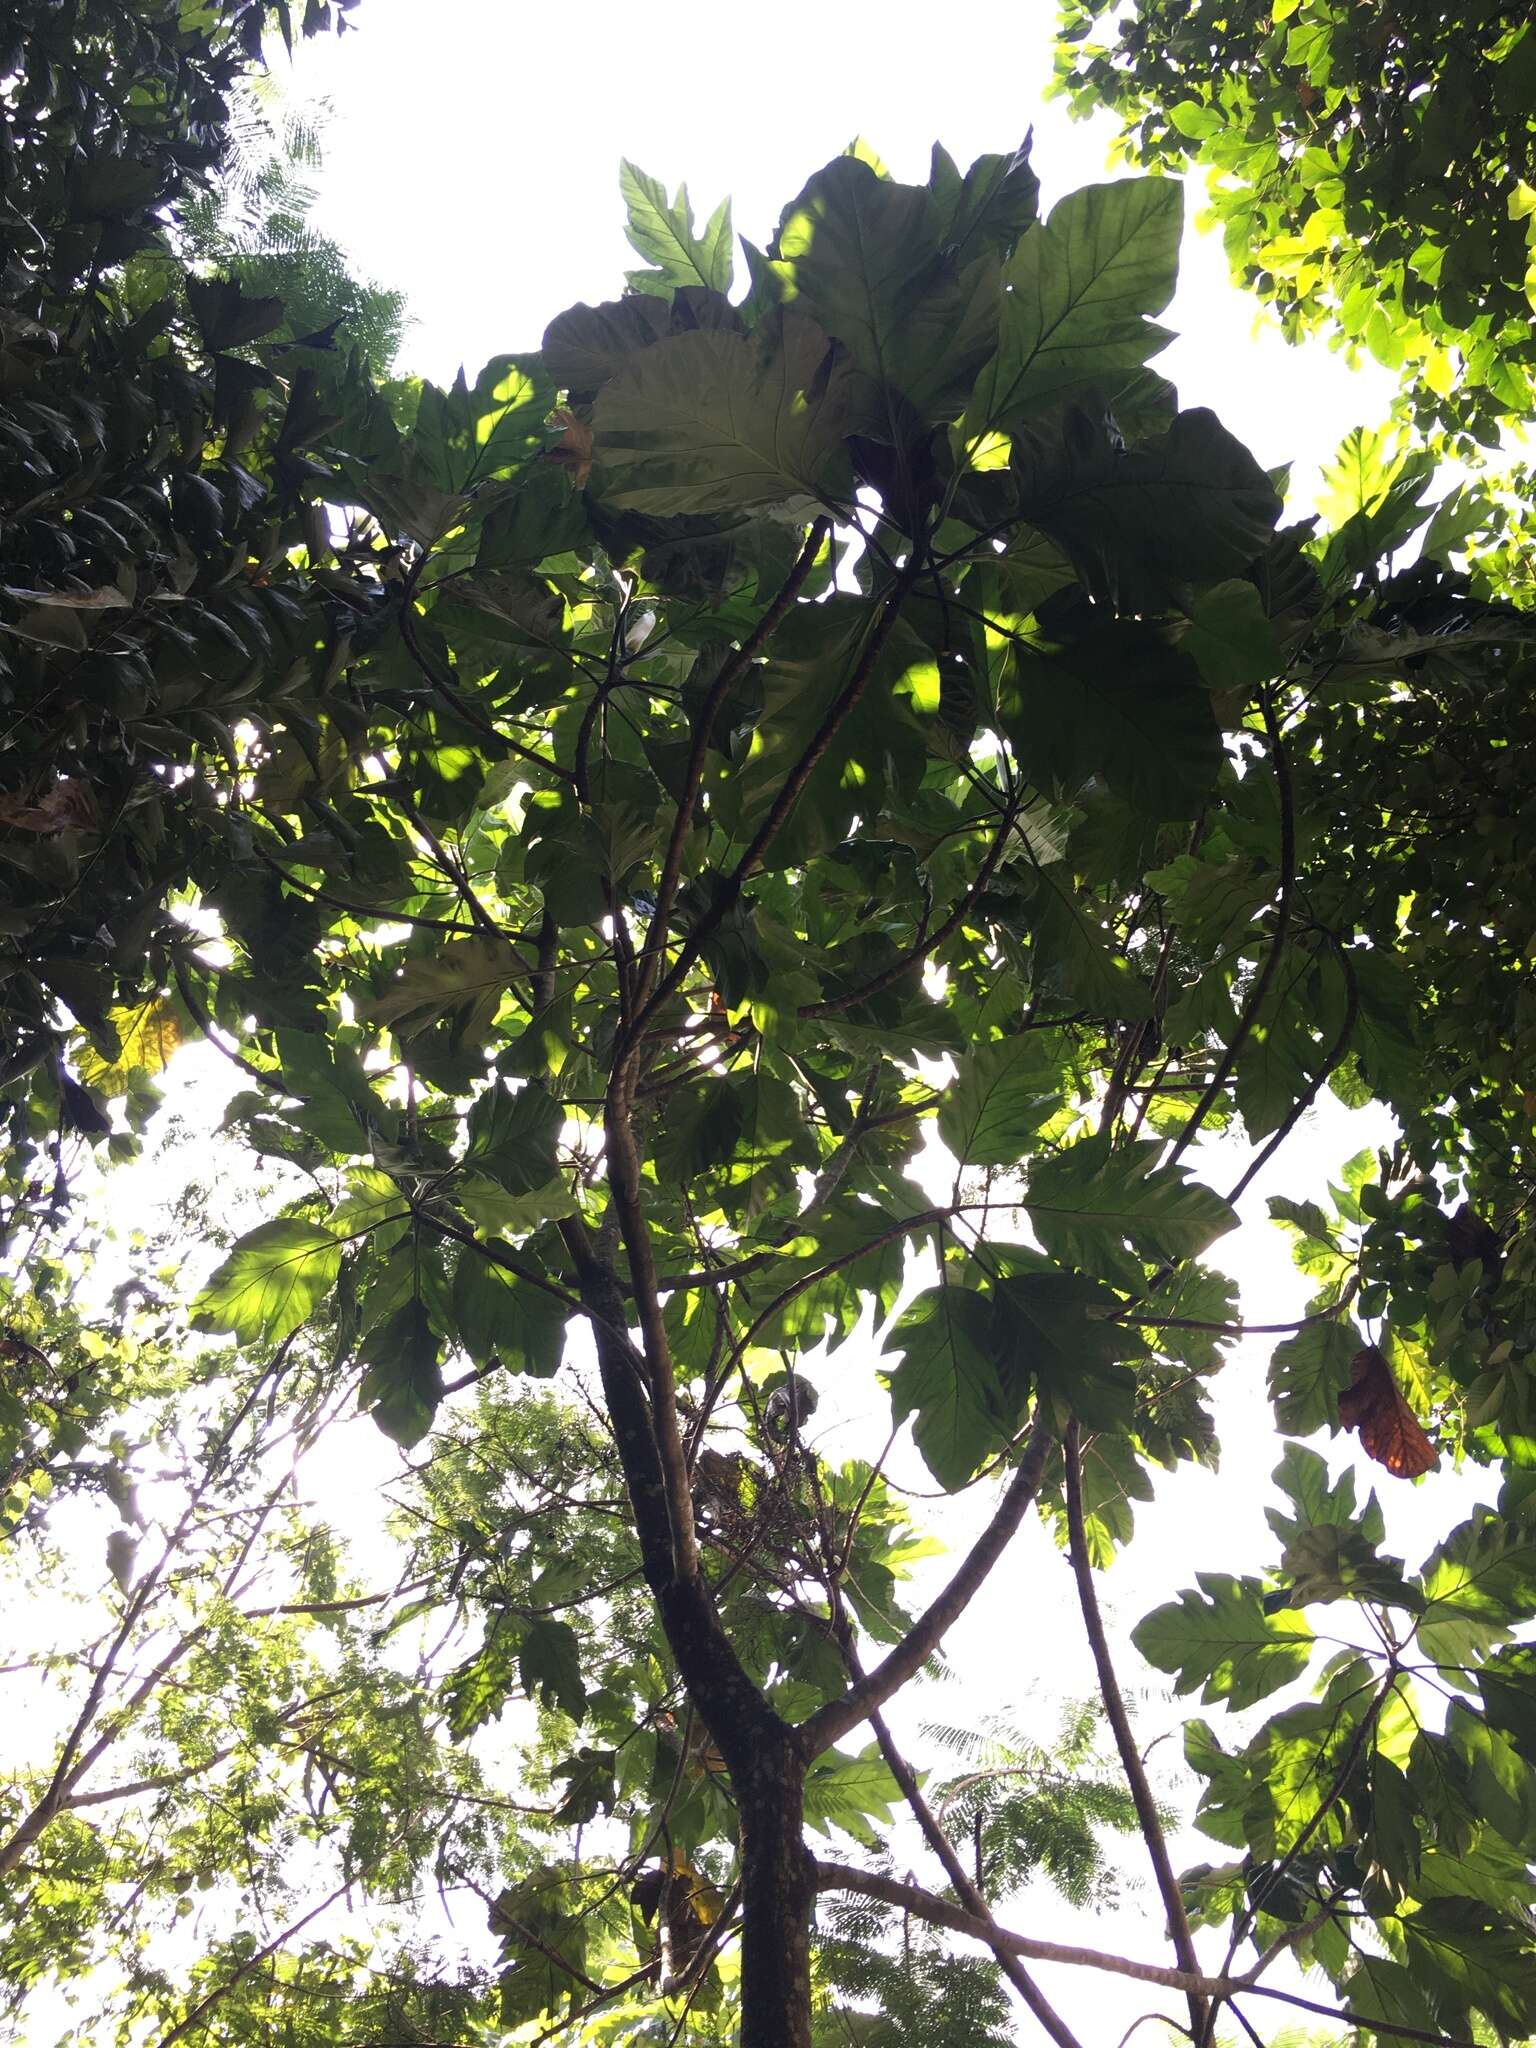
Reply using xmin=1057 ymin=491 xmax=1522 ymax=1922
xmin=737 ymin=1735 xmax=815 ymax=2048
xmin=572 ymin=1240 xmax=816 ymax=2046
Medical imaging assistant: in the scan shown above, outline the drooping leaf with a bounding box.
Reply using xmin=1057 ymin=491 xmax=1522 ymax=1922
xmin=1015 ymin=407 xmax=1284 ymax=612
xmin=74 ymin=999 xmax=183 ymax=1096
xmin=359 ymin=1297 xmax=444 ymax=1448
xmin=366 ymin=936 xmax=519 ymax=1044
xmin=1338 ymin=1346 xmax=1439 ymax=1479
xmin=885 ymin=1283 xmax=1007 ymax=1491
xmin=991 ymin=1264 xmax=1144 ymax=1433
xmin=1182 ymin=577 xmax=1281 ymax=691
xmin=465 ymin=1081 xmax=563 ymax=1195
xmin=519 ymin=1617 xmax=586 ymax=1721
xmin=450 ymin=1241 xmax=567 ymax=1375
xmin=803 ymin=1744 xmax=900 ymax=1847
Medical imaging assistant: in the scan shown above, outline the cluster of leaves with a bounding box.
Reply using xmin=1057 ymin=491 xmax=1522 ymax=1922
xmin=0 ymin=1290 xmax=502 ymax=2044
xmin=1138 ymin=1443 xmax=1536 ymax=2043
xmin=1053 ymin=0 xmax=1536 ymax=448
xmin=7 ymin=72 xmax=1536 ymax=2048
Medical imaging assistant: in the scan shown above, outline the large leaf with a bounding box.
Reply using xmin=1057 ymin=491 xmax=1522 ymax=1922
xmin=359 ymin=1297 xmax=444 ymax=1448
xmin=1267 ymin=1318 xmax=1361 ymax=1434
xmin=193 ymin=1219 xmax=343 ymax=1345
xmin=991 ymin=1263 xmax=1145 ymax=1433
xmin=366 ymin=936 xmax=519 ymax=1043
xmin=1015 ymin=407 xmax=1284 ymax=612
xmin=465 ymin=1081 xmax=563 ymax=1195
xmin=1024 ymin=867 xmax=1156 ymax=1020
xmin=885 ymin=1283 xmax=1007 ymax=1490
xmin=74 ymin=998 xmax=183 ymax=1096
xmin=541 ymin=293 xmax=673 ymax=396
xmin=937 ymin=1033 xmax=1063 ymax=1168
xmin=1001 ymin=620 xmax=1224 ymax=820
xmin=1133 ymin=1573 xmax=1315 ymax=1709
xmin=1417 ymin=1508 xmax=1536 ymax=1668
xmin=1182 ymin=577 xmax=1281 ymax=690
xmin=803 ymin=1744 xmax=900 ymax=1848
xmin=451 ymin=1252 xmax=569 ymax=1374
xmin=591 ymin=310 xmax=857 ymax=516
xmin=519 ymin=1617 xmax=586 ymax=1721
xmin=1022 ymin=1135 xmax=1238 ymax=1288
xmin=927 ymin=140 xmax=1041 ymax=262
xmin=754 ymin=1202 xmax=918 ymax=1350
xmin=963 ymin=178 xmax=1182 ymax=434
xmin=620 ymin=160 xmax=734 ymax=296
xmin=767 ymin=156 xmax=998 ymax=417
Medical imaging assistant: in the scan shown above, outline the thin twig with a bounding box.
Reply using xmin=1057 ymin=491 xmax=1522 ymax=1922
xmin=1065 ymin=1421 xmax=1206 ymax=2038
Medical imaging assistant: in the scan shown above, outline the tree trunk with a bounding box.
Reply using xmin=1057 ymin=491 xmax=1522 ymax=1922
xmin=736 ymin=1734 xmax=815 ymax=2048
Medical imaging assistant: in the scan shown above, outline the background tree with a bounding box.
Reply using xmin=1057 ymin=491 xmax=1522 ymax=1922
xmin=1053 ymin=0 xmax=1536 ymax=452
xmin=177 ymin=71 xmax=407 ymax=367
xmin=0 ymin=0 xmax=387 ymax=1246
xmin=6 ymin=31 xmax=1536 ymax=2048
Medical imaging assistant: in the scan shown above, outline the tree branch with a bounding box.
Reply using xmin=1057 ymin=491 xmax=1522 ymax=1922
xmin=797 ymin=796 xmax=1018 ymax=1018
xmin=637 ymin=516 xmax=831 ymax=1008
xmin=798 ymin=1423 xmax=1052 ymax=1756
xmin=1168 ymin=688 xmax=1295 ymax=1166
xmin=814 ymin=1860 xmax=1227 ymax=1997
xmin=627 ymin=558 xmax=920 ymax=1046
xmin=603 ymin=1068 xmax=700 ymax=1582
xmin=1240 ymin=1983 xmax=1483 ymax=2048
xmin=855 ymin=1693 xmax=1086 ymax=2048
xmin=1064 ymin=1421 xmax=1206 ymax=2038
xmin=1222 ymin=936 xmax=1361 ymax=1208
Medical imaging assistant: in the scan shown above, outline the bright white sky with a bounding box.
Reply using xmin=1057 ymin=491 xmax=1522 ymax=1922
xmin=9 ymin=8 xmax=1487 ymax=2044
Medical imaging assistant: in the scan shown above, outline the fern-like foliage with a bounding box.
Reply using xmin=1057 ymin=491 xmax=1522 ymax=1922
xmin=814 ymin=1887 xmax=1014 ymax=2048
xmin=178 ymin=72 xmax=406 ymax=365
xmin=812 ymin=1699 xmax=1156 ymax=2040
xmin=928 ymin=1698 xmax=1149 ymax=1910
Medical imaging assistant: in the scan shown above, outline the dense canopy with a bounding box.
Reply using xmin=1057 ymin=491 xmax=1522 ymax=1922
xmin=3 ymin=9 xmax=1536 ymax=2048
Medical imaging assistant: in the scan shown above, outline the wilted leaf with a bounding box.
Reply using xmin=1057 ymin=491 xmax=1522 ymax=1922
xmin=1339 ymin=1345 xmax=1439 ymax=1479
